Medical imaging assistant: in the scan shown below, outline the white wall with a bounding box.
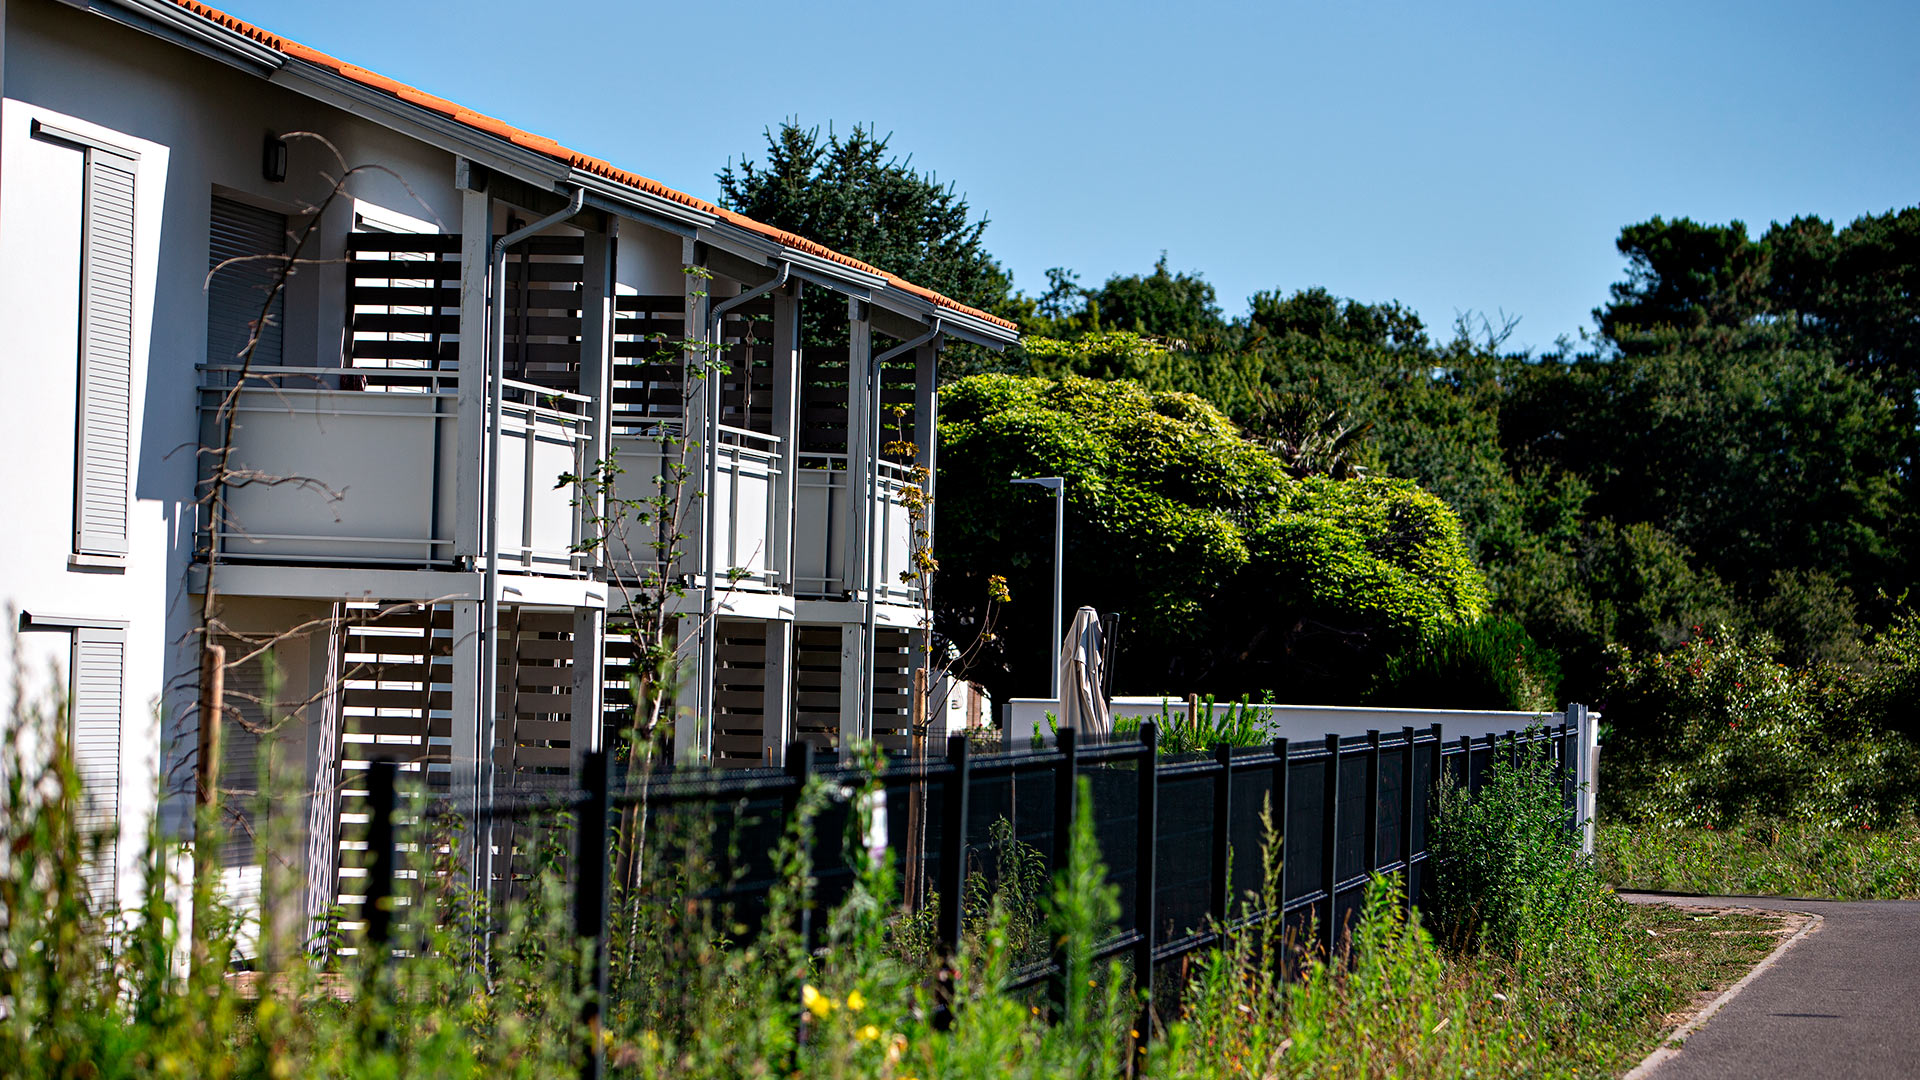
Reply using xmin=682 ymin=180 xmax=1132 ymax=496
xmin=0 ymin=0 xmax=462 ymax=906
xmin=1003 ymin=696 xmax=1565 ymax=745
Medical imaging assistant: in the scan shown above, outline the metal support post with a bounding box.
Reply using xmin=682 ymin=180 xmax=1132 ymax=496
xmin=1211 ymin=743 xmax=1233 ymax=927
xmin=1048 ymin=726 xmax=1078 ymax=1018
xmin=574 ymin=749 xmax=611 ymax=1080
xmin=1320 ymin=733 xmax=1340 ymax=960
xmin=935 ymin=734 xmax=971 ymax=1028
xmin=1132 ymin=720 xmax=1160 ymax=1051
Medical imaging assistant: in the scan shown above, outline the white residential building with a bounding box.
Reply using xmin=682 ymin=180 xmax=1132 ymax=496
xmin=0 ymin=0 xmax=1015 ymax=918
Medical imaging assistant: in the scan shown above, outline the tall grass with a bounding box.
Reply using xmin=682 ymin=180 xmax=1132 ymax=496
xmin=2 ymin=669 xmax=1753 ymax=1078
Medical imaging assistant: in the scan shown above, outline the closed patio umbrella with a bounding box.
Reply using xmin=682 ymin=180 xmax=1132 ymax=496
xmin=1057 ymin=606 xmax=1112 ymax=738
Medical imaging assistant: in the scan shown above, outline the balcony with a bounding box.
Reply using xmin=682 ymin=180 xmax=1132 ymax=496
xmin=199 ymin=366 xmax=589 ymax=572
xmin=605 ymin=421 xmax=782 ymax=593
xmin=793 ymin=455 xmax=920 ymax=605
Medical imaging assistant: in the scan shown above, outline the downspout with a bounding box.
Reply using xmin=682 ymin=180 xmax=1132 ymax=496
xmin=696 ymin=261 xmax=789 ymax=759
xmin=478 ymin=185 xmax=583 ymax=886
xmin=861 ymin=319 xmax=941 ymax=739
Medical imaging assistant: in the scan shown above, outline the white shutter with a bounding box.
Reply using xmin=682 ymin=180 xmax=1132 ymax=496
xmin=75 ymin=152 xmax=137 ymax=557
xmin=207 ymin=196 xmax=287 ymax=367
xmin=70 ymin=629 xmax=125 ymax=908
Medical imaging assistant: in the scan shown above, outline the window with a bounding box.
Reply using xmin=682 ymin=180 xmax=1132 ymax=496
xmin=207 ymin=195 xmax=288 ymax=367
xmin=33 ymin=120 xmax=139 ymax=560
xmin=70 ymin=626 xmax=126 ymax=907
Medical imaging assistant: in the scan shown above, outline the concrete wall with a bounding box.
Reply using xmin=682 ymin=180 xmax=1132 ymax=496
xmin=1003 ymin=695 xmax=1566 ymax=745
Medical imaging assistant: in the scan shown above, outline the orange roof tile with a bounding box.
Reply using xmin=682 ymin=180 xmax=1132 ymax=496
xmin=168 ymin=1 xmax=1017 ymax=333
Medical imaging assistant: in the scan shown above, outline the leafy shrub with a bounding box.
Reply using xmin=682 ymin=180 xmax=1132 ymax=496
xmin=1599 ymin=628 xmax=1920 ymax=825
xmin=937 ymin=373 xmax=1489 ymax=703
xmin=1426 ymin=738 xmax=1612 ymax=960
xmin=1369 ymin=615 xmax=1562 ymax=712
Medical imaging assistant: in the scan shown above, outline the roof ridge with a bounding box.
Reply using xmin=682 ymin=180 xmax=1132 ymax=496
xmin=165 ymin=1 xmax=1016 ymax=332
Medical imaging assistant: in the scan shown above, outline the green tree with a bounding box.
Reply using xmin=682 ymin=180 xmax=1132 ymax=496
xmin=1090 ymin=254 xmax=1225 ymax=344
xmin=935 ymin=373 xmax=1487 ymax=703
xmin=717 ymin=121 xmax=1017 ymax=331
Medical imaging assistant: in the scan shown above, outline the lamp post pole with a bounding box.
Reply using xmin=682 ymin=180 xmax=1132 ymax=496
xmin=1011 ymin=477 xmax=1065 ymax=701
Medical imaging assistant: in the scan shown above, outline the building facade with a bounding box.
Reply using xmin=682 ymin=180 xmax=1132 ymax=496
xmin=0 ymin=0 xmax=1015 ymax=922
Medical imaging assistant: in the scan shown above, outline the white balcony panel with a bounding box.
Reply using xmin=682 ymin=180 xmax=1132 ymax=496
xmin=214 ymin=386 xmax=455 ymax=565
xmin=493 ymin=396 xmax=589 ymax=574
xmin=604 ymin=425 xmax=781 ymax=593
xmin=794 ymin=463 xmax=848 ymax=598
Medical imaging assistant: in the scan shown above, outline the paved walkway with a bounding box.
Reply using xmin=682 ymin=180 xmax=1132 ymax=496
xmin=1620 ymin=893 xmax=1920 ymax=1079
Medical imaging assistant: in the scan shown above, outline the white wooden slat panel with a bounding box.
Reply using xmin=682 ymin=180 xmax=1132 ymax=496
xmin=76 ymin=154 xmax=135 ymax=557
xmin=207 ymin=196 xmax=287 ymax=367
xmin=71 ymin=633 xmax=123 ymax=907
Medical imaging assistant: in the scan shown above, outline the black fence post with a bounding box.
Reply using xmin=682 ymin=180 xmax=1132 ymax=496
xmin=365 ymin=759 xmax=398 ymax=952
xmin=1363 ymin=731 xmax=1381 ymax=879
xmin=1460 ymin=735 xmax=1475 ymax=795
xmin=1398 ymin=726 xmax=1415 ymax=917
xmin=935 ymin=734 xmax=971 ymax=1029
xmin=1424 ymin=724 xmax=1443 ymax=910
xmin=1211 ymin=742 xmax=1233 ymax=929
xmin=1048 ymin=727 xmax=1078 ymax=1019
xmin=574 ymin=748 xmax=611 ymax=1080
xmin=1507 ymin=729 xmax=1520 ymax=771
xmin=1319 ymin=733 xmax=1340 ymax=960
xmin=1132 ymin=721 xmax=1160 ymax=1051
xmin=782 ymin=739 xmax=814 ymax=1060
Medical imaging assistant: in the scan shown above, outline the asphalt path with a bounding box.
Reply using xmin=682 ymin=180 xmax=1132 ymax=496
xmin=1620 ymin=893 xmax=1920 ymax=1079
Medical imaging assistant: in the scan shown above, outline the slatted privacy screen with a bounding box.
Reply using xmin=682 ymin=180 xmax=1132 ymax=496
xmin=868 ymin=628 xmax=916 ymax=753
xmin=206 ymin=195 xmax=287 ymax=367
xmin=800 ymin=344 xmax=852 ymax=454
xmin=69 ymin=628 xmax=125 ymax=907
xmin=717 ymin=299 xmax=776 ymax=435
xmin=710 ymin=619 xmax=771 ymax=769
xmin=345 ymin=231 xmax=461 ymax=379
xmin=611 ymin=293 xmax=690 ymax=426
xmin=327 ymin=603 xmax=451 ymax=946
xmin=76 ymin=149 xmax=137 ymax=557
xmin=345 ymin=231 xmax=584 ymax=389
xmin=496 ymin=235 xmax=585 ymax=390
xmin=792 ymin=625 xmax=845 ymax=750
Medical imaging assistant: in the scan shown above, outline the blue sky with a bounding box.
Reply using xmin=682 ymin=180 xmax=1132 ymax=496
xmin=226 ymin=0 xmax=1918 ymax=351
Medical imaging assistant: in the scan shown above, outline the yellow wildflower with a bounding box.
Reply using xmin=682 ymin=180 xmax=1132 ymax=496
xmin=801 ymin=984 xmax=834 ymax=1019
xmin=858 ymin=1024 xmax=881 ymax=1043
xmin=846 ymin=989 xmax=867 ymax=1012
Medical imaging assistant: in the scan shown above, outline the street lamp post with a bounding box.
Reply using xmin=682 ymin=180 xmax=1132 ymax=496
xmin=1011 ymin=476 xmax=1065 ymax=701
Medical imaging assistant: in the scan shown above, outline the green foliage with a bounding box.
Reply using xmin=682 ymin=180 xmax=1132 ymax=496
xmin=936 ymin=373 xmax=1489 ymax=702
xmin=1113 ymin=694 xmax=1275 ymax=754
xmin=1599 ymin=628 xmax=1920 ymax=826
xmin=1601 ymin=820 xmax=1920 ymax=901
xmin=1428 ymin=739 xmax=1608 ymax=959
xmin=1370 ymin=616 xmax=1561 ymax=712
xmin=1088 ymin=254 xmax=1225 ymax=345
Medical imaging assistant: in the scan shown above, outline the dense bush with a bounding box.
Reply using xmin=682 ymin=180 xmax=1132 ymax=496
xmin=936 ymin=373 xmax=1488 ymax=702
xmin=1598 ymin=628 xmax=1920 ymax=826
xmin=1368 ymin=616 xmax=1562 ymax=712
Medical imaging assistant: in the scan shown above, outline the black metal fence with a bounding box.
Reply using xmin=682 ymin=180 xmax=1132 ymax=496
xmin=359 ymin=719 xmax=1578 ymax=1077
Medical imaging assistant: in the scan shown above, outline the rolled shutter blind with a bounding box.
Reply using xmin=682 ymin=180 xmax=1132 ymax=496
xmin=207 ymin=196 xmax=287 ymax=367
xmin=75 ymin=153 xmax=136 ymax=557
xmin=71 ymin=630 xmax=125 ymax=908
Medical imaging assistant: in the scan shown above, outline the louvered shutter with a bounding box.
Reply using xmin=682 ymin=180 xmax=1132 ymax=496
xmin=207 ymin=196 xmax=287 ymax=367
xmin=70 ymin=629 xmax=125 ymax=908
xmin=220 ymin=647 xmax=266 ymax=884
xmin=75 ymin=151 xmax=137 ymax=557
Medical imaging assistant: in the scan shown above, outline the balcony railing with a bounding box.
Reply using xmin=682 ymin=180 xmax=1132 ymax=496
xmin=793 ymin=454 xmax=921 ymax=605
xmin=198 ymin=366 xmax=589 ymax=573
xmin=604 ymin=422 xmax=782 ymax=594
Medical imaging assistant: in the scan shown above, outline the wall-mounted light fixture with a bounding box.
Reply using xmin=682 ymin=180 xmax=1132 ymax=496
xmin=262 ymin=134 xmax=288 ymax=183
